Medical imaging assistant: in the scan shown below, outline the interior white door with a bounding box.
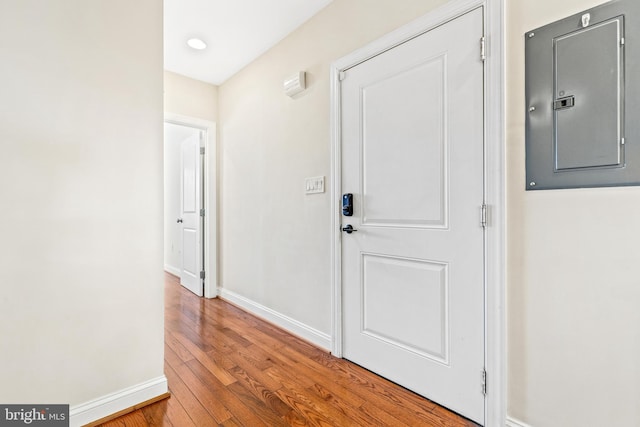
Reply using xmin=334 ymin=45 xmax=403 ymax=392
xmin=179 ymin=132 xmax=203 ymax=296
xmin=341 ymin=8 xmax=485 ymax=424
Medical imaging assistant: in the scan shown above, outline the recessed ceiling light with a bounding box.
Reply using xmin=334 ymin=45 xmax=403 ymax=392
xmin=187 ymin=38 xmax=207 ymax=50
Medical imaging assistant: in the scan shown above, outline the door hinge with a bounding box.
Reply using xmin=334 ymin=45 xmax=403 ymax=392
xmin=200 ymin=146 xmax=205 ymax=155
xmin=481 ymin=369 xmax=487 ymax=396
xmin=480 ymin=36 xmax=486 ymax=62
xmin=480 ymin=204 xmax=488 ymax=228
xmin=200 ymin=270 xmax=206 ymax=280
xmin=339 ymin=70 xmax=346 ymax=81
xmin=200 ymin=208 xmax=205 ymax=217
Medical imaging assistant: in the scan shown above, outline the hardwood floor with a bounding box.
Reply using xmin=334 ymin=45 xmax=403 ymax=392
xmin=97 ymin=273 xmax=479 ymax=427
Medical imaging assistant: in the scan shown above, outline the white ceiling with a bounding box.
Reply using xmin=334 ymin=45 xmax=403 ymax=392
xmin=164 ymin=0 xmax=334 ymax=86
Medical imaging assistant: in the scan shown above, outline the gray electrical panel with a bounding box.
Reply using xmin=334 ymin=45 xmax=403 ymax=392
xmin=525 ymin=0 xmax=640 ymax=190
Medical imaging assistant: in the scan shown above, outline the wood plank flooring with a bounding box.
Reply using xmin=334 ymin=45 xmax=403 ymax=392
xmin=97 ymin=273 xmax=479 ymax=427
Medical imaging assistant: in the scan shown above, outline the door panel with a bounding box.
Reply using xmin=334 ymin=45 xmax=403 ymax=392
xmin=362 ymin=54 xmax=447 ymax=228
xmin=182 ymin=229 xmax=198 ymax=278
xmin=362 ymin=254 xmax=448 ymax=362
xmin=180 ymin=132 xmax=203 ymax=296
xmin=341 ymin=8 xmax=485 ymax=424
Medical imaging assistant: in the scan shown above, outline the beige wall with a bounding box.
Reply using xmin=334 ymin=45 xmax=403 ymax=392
xmin=164 ymin=70 xmax=218 ymax=122
xmin=218 ymin=0 xmax=447 ymax=339
xmin=507 ymin=0 xmax=640 ymax=425
xmin=0 ymin=0 xmax=165 ymax=415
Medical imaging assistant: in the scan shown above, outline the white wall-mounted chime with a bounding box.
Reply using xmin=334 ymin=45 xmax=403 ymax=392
xmin=283 ymin=71 xmax=306 ymax=97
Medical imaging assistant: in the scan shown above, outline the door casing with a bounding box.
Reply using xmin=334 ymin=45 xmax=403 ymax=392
xmin=329 ymin=0 xmax=505 ymax=425
xmin=165 ymin=113 xmax=218 ymax=299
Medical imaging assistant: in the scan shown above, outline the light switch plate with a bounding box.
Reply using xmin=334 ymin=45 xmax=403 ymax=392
xmin=305 ymin=176 xmax=325 ymax=194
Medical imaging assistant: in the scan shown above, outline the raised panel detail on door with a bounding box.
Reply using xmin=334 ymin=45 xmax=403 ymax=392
xmin=361 ymin=55 xmax=447 ymax=229
xmin=183 ymin=142 xmax=198 ymax=212
xmin=362 ymin=253 xmax=449 ymax=363
xmin=182 ymin=229 xmax=198 ymax=278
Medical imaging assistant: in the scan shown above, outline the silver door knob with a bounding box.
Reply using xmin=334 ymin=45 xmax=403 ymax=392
xmin=176 ymin=218 xmax=183 ymax=223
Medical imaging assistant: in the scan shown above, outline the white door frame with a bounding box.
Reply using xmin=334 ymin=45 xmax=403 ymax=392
xmin=165 ymin=113 xmax=218 ymax=299
xmin=329 ymin=0 xmax=505 ymax=425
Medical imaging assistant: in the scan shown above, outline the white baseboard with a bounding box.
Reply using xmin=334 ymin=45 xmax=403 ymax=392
xmin=506 ymin=416 xmax=533 ymax=427
xmin=219 ymin=288 xmax=332 ymax=351
xmin=70 ymin=375 xmax=168 ymax=427
xmin=164 ymin=264 xmax=181 ymax=277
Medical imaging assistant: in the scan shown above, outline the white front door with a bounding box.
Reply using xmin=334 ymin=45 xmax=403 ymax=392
xmin=341 ymin=8 xmax=485 ymax=424
xmin=180 ymin=132 xmax=203 ymax=296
